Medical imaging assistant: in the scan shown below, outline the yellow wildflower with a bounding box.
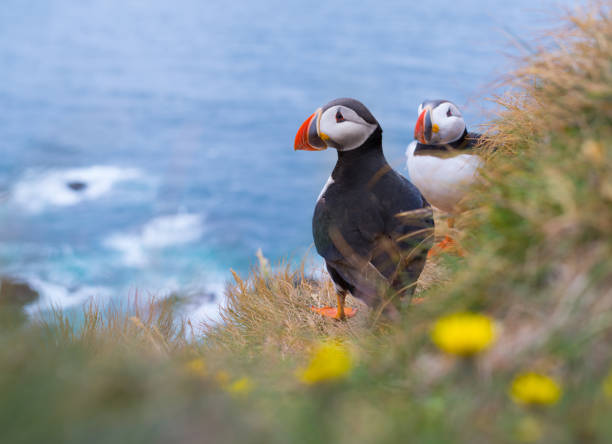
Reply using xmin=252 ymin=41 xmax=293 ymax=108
xmin=298 ymin=341 xmax=353 ymax=384
xmin=604 ymin=369 xmax=612 ymax=399
xmin=510 ymin=372 xmax=562 ymax=406
xmin=225 ymin=377 xmax=254 ymax=397
xmin=515 ymin=416 xmax=543 ymax=443
xmin=431 ymin=312 xmax=496 ymax=356
xmin=184 ymin=358 xmax=206 ymax=377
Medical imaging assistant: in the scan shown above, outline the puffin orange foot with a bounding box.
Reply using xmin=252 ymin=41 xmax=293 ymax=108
xmin=310 ymin=306 xmax=357 ymax=320
xmin=411 ymin=296 xmax=425 ymax=305
xmin=427 ymin=235 xmax=464 ymax=257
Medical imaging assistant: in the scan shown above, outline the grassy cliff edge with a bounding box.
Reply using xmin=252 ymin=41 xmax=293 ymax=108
xmin=2 ymin=4 xmax=612 ymax=443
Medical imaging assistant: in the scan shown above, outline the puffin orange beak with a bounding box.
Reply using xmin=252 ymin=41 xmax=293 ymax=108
xmin=414 ymin=108 xmax=432 ymax=144
xmin=294 ymin=108 xmax=327 ymax=151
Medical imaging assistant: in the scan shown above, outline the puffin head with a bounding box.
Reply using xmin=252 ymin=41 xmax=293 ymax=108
xmin=414 ymin=99 xmax=466 ymax=145
xmin=294 ymin=98 xmax=380 ymax=152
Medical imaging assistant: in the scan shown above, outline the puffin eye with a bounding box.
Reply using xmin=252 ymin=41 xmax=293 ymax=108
xmin=335 ymin=109 xmax=345 ymax=123
xmin=446 ymin=107 xmax=453 ymax=117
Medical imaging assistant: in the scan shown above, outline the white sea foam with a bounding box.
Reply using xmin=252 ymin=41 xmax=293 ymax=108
xmin=120 ymin=275 xmax=225 ymax=334
xmin=19 ymin=271 xmax=224 ymax=325
xmin=24 ymin=277 xmax=112 ymax=315
xmin=184 ymin=279 xmax=226 ymax=328
xmin=104 ymin=213 xmax=205 ymax=267
xmin=12 ymin=165 xmax=143 ymax=212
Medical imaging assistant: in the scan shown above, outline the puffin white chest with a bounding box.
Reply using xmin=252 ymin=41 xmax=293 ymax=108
xmin=406 ymin=141 xmax=481 ymax=214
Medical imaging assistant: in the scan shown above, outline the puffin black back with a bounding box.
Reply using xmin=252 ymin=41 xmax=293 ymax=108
xmin=413 ymin=130 xmax=483 ymax=157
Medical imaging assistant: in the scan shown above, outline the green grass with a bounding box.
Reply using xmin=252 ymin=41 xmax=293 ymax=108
xmin=3 ymin=3 xmax=612 ymax=443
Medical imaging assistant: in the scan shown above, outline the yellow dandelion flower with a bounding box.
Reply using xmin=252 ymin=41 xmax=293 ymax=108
xmin=298 ymin=341 xmax=353 ymax=385
xmin=431 ymin=312 xmax=496 ymax=356
xmin=515 ymin=416 xmax=543 ymax=443
xmin=510 ymin=372 xmax=562 ymax=406
xmin=226 ymin=377 xmax=254 ymax=397
xmin=604 ymin=369 xmax=612 ymax=399
xmin=184 ymin=358 xmax=206 ymax=377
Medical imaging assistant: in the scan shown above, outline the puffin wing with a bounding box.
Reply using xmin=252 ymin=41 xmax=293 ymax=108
xmin=370 ymin=172 xmax=434 ymax=293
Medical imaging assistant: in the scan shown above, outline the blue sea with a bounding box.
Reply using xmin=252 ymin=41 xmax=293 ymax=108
xmin=0 ymin=0 xmax=574 ymax=321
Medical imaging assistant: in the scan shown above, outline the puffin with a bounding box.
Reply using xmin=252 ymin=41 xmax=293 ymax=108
xmin=406 ymin=100 xmax=482 ymax=252
xmin=294 ymin=98 xmax=433 ymax=320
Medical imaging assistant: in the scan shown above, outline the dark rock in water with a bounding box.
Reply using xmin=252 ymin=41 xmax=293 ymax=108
xmin=0 ymin=278 xmax=39 ymax=328
xmin=200 ymin=291 xmax=216 ymax=303
xmin=67 ymin=181 xmax=87 ymax=191
xmin=0 ymin=278 xmax=39 ymax=306
xmin=164 ymin=290 xmax=216 ymax=309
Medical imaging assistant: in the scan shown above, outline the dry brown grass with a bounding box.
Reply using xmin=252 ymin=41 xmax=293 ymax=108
xmin=203 ymin=265 xmax=373 ymax=357
xmin=484 ymin=1 xmax=612 ymax=149
xmin=44 ymin=295 xmax=188 ymax=354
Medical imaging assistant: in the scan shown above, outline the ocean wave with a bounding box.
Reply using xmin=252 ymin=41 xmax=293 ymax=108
xmin=183 ymin=279 xmax=226 ymax=328
xmin=11 ymin=165 xmax=143 ymax=213
xmin=104 ymin=213 xmax=205 ymax=267
xmin=20 ymin=273 xmax=224 ymax=326
xmin=24 ymin=277 xmax=112 ymax=315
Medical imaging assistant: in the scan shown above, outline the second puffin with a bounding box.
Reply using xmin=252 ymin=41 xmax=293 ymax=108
xmin=406 ymin=100 xmax=483 ymax=253
xmin=295 ymin=98 xmax=433 ymax=320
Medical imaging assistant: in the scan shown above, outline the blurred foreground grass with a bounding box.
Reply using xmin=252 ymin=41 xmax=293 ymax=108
xmin=3 ymin=3 xmax=612 ymax=443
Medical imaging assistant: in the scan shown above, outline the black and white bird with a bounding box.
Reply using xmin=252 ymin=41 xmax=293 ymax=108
xmin=295 ymin=98 xmax=433 ymax=320
xmin=406 ymin=100 xmax=482 ymax=251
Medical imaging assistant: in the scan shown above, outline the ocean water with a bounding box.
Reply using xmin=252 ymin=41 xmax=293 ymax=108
xmin=0 ymin=0 xmax=574 ymax=320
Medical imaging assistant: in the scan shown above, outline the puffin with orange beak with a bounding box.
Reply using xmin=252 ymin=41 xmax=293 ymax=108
xmin=406 ymin=99 xmax=483 ymax=252
xmin=295 ymin=98 xmax=433 ymax=320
